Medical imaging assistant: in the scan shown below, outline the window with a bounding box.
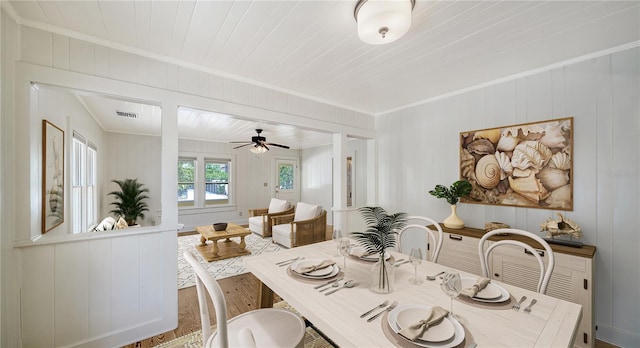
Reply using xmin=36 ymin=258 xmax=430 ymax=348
xmin=205 ymin=159 xmax=229 ymax=205
xmin=178 ymin=155 xmax=233 ymax=208
xmin=178 ymin=158 xmax=195 ymax=207
xmin=72 ymin=132 xmax=97 ymax=233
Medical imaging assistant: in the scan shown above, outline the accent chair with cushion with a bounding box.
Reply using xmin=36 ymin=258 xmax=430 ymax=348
xmin=248 ymin=198 xmax=295 ymax=237
xmin=272 ymin=202 xmax=327 ymax=248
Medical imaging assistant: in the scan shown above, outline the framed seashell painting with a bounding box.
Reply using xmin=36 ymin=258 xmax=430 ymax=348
xmin=459 ymin=117 xmax=573 ymax=210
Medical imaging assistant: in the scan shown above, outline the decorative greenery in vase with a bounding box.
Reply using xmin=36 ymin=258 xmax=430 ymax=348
xmin=352 ymin=206 xmax=407 ymax=293
xmin=428 ymin=180 xmax=472 ymax=205
xmin=109 ymin=178 xmax=150 ymax=226
xmin=429 ymin=180 xmax=472 ymax=229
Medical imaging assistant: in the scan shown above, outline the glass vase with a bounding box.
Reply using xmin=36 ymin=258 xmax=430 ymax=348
xmin=370 ymin=254 xmax=394 ymax=294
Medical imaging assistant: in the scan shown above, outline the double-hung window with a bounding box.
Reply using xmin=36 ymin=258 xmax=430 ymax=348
xmin=178 ymin=155 xmax=233 ymax=208
xmin=72 ymin=132 xmax=97 ymax=233
xmin=178 ymin=158 xmax=196 ymax=207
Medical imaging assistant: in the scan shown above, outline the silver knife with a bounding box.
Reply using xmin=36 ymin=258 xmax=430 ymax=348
xmin=393 ymin=260 xmax=410 ymax=267
xmin=314 ymin=277 xmax=343 ymax=289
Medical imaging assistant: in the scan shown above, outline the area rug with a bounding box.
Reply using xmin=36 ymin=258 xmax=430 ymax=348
xmin=155 ymin=302 xmax=334 ymax=348
xmin=178 ymin=233 xmax=283 ymax=289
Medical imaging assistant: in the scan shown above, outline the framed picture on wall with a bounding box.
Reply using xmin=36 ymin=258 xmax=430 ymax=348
xmin=42 ymin=119 xmax=65 ymax=233
xmin=459 ymin=117 xmax=573 ymax=210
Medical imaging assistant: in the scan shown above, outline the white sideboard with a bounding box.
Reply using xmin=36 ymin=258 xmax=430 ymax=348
xmin=432 ymin=225 xmax=596 ymax=348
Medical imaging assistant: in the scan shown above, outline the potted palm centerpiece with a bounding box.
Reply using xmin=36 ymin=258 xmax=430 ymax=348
xmin=109 ymin=178 xmax=150 ymax=226
xmin=352 ymin=207 xmax=407 ymax=294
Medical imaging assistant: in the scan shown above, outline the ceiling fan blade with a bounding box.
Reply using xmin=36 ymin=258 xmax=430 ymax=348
xmin=261 ymin=142 xmax=270 ymax=150
xmin=265 ymin=142 xmax=290 ymax=149
xmin=233 ymin=143 xmax=253 ymax=149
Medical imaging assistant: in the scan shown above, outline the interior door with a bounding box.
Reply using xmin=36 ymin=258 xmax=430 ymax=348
xmin=275 ymin=158 xmax=299 ymax=204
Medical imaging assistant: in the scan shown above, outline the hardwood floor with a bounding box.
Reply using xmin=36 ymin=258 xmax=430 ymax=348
xmin=123 ymin=273 xmax=280 ymax=347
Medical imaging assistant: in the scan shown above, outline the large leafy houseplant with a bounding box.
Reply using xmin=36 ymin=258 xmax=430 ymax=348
xmin=352 ymin=206 xmax=407 ymax=293
xmin=109 ymin=178 xmax=150 ymax=226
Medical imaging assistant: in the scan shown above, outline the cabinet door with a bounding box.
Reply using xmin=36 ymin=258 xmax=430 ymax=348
xmin=490 ymin=245 xmax=593 ymax=348
xmin=437 ymin=233 xmax=484 ymax=276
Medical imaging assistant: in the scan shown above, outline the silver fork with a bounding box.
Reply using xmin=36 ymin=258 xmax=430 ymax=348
xmin=360 ymin=300 xmax=389 ymax=318
xmin=523 ymin=299 xmax=537 ymax=314
xmin=513 ymin=295 xmax=527 ymax=311
xmin=367 ymin=301 xmax=398 ymax=322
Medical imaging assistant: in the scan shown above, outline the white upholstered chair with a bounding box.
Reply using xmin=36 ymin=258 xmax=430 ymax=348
xmin=478 ymin=228 xmax=555 ymax=294
xmin=397 ymin=216 xmax=444 ymax=263
xmin=183 ymin=251 xmax=306 ymax=348
xmin=248 ymin=198 xmax=295 ymax=237
xmin=272 ymin=202 xmax=326 ymax=248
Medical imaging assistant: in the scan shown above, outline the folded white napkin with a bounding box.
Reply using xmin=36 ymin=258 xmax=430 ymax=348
xmin=352 ymin=248 xmax=377 ymax=258
xmin=398 ymin=306 xmax=449 ymax=341
xmin=460 ymin=277 xmax=491 ymax=297
xmin=294 ymin=260 xmax=336 ymax=274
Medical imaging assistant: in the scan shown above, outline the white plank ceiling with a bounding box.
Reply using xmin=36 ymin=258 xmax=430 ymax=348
xmin=8 ymin=0 xmax=640 ymax=147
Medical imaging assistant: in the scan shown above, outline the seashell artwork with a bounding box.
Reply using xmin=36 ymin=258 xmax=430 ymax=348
xmin=511 ymin=141 xmax=552 ymax=173
xmin=473 ymin=129 xmax=501 ymax=144
xmin=459 ymin=117 xmax=573 ymax=210
xmin=540 ymin=213 xmax=582 ymax=239
xmin=537 ymin=167 xmax=570 ymax=191
xmin=467 ymin=138 xmax=495 ymax=155
xmin=475 ymin=154 xmax=501 ymax=189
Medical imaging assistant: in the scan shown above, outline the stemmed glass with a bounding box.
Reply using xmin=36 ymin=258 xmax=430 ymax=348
xmin=332 ymin=229 xmax=343 ymax=256
xmin=440 ymin=270 xmax=462 ymax=317
xmin=408 ymin=248 xmax=423 ymax=285
xmin=338 ymin=239 xmax=351 ymax=270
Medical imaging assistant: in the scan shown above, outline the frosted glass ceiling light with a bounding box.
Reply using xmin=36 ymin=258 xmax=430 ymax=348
xmin=250 ymin=145 xmax=267 ymax=154
xmin=354 ymin=0 xmax=415 ymax=45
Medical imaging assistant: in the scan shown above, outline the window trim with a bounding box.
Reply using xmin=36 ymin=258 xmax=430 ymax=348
xmin=178 ymin=152 xmax=235 ymax=210
xmin=72 ymin=131 xmax=97 ymax=233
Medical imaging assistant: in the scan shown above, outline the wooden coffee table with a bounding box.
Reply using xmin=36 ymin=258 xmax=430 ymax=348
xmin=195 ymin=223 xmax=251 ymax=262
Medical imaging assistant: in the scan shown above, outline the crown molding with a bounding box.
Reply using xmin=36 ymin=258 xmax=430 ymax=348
xmin=377 ymin=41 xmax=640 ymax=116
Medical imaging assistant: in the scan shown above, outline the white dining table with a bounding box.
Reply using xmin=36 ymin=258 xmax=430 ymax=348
xmin=244 ymin=240 xmax=582 ymax=348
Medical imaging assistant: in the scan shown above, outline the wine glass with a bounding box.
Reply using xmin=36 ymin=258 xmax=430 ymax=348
xmin=332 ymin=229 xmax=343 ymax=256
xmin=338 ymin=239 xmax=351 ymax=269
xmin=408 ymin=248 xmax=423 ymax=285
xmin=440 ymin=270 xmax=462 ymax=317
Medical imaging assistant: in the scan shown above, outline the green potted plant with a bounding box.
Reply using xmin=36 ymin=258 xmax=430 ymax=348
xmin=109 ymin=178 xmax=150 ymax=226
xmin=352 ymin=206 xmax=407 ymax=294
xmin=429 ymin=180 xmax=472 ymax=229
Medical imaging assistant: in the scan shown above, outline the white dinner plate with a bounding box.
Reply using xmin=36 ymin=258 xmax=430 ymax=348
xmin=290 ymin=259 xmax=339 ymax=279
xmin=350 ymin=246 xmax=390 ymax=261
xmin=388 ymin=304 xmax=465 ymax=348
xmin=460 ymin=277 xmax=510 ymax=303
xmin=395 ymin=307 xmax=455 ymax=342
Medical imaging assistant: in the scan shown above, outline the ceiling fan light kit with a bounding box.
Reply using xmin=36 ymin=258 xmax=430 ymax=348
xmin=231 ymin=129 xmax=290 ymax=153
xmin=354 ymin=0 xmax=415 ymax=45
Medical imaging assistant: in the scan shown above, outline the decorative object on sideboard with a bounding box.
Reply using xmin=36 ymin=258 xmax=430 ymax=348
xmin=540 ymin=213 xmax=583 ymax=248
xmin=429 ymin=180 xmax=472 ymax=229
xmin=42 ymin=120 xmax=65 ymax=234
xmin=213 ymin=222 xmax=228 ymax=231
xmin=108 ymin=178 xmax=150 ymax=226
xmin=352 ymin=206 xmax=407 ymax=294
xmin=484 ymin=222 xmax=511 ymax=235
xmin=459 ymin=117 xmax=573 ymax=210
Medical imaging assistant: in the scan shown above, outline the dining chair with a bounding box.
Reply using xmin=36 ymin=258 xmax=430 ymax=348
xmin=478 ymin=228 xmax=555 ymax=294
xmin=183 ymin=251 xmax=306 ymax=348
xmin=397 ymin=216 xmax=443 ymax=262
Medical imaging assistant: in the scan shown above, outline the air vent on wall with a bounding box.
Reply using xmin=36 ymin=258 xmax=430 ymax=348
xmin=116 ymin=111 xmax=138 ymax=118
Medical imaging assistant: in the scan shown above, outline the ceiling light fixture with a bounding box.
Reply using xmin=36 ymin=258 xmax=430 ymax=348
xmin=249 ymin=145 xmax=267 ymax=154
xmin=354 ymin=0 xmax=415 ymax=45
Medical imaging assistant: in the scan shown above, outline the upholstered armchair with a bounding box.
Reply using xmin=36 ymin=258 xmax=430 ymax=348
xmin=248 ymin=198 xmax=294 ymax=237
xmin=272 ymin=202 xmax=327 ymax=248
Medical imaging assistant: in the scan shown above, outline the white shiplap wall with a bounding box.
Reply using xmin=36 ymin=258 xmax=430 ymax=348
xmin=2 ymin=16 xmax=376 ymax=348
xmin=376 ymin=47 xmax=639 ymax=347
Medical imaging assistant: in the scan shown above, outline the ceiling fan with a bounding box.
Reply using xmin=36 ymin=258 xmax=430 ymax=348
xmin=231 ymin=129 xmax=290 ymax=153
